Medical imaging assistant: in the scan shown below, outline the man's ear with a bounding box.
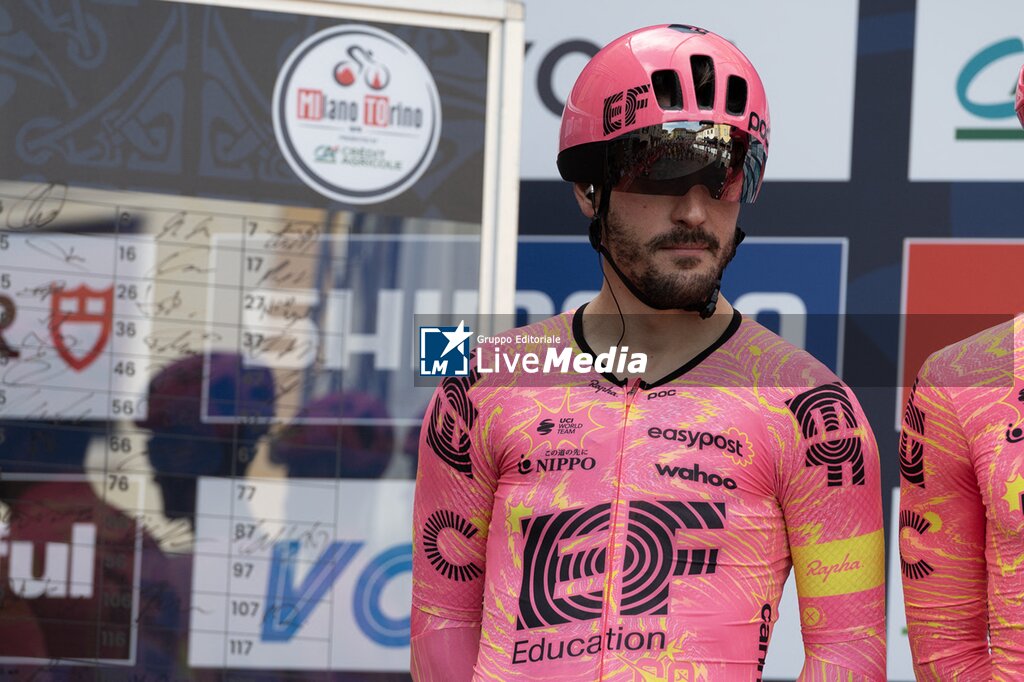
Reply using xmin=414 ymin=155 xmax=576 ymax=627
xmin=572 ymin=183 xmax=597 ymax=218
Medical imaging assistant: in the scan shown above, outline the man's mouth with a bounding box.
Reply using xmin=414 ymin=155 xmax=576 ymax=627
xmin=659 ymin=242 xmax=712 ymax=252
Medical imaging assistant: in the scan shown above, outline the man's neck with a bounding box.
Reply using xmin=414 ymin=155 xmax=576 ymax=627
xmin=581 ymin=286 xmax=736 ymax=383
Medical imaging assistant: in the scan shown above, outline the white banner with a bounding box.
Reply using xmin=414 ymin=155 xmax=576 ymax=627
xmin=0 ymin=231 xmax=153 ymax=420
xmin=519 ymin=0 xmax=860 ymax=181
xmin=910 ymin=3 xmax=1024 ymax=180
xmin=189 ymin=478 xmax=414 ymax=671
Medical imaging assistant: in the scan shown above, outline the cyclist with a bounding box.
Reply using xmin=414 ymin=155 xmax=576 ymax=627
xmin=412 ymin=24 xmax=885 ymax=680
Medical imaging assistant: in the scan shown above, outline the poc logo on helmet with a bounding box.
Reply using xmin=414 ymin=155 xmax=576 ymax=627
xmin=748 ymin=111 xmax=770 ymax=147
xmin=603 ymin=84 xmax=650 ymax=136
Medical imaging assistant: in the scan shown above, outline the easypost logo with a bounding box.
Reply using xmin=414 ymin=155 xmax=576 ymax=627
xmin=910 ymin=5 xmax=1024 ymax=179
xmin=273 ymin=25 xmax=441 ymax=204
xmin=419 ymin=320 xmax=472 ymax=376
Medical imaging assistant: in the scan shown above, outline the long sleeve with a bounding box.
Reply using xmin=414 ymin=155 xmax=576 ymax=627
xmin=410 ymin=371 xmax=496 ymax=681
xmin=899 ymin=370 xmax=989 ymax=680
xmin=899 ymin=314 xmax=1024 ymax=682
xmin=774 ymin=381 xmax=886 ymax=680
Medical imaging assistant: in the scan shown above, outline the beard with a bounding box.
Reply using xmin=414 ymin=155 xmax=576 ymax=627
xmin=602 ymin=209 xmax=740 ymax=310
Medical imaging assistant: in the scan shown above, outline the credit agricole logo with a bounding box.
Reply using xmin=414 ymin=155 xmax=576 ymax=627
xmin=955 ymin=37 xmax=1024 ymax=140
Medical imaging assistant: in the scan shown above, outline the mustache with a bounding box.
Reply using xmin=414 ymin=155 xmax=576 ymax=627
xmin=646 ymin=226 xmax=721 ymax=253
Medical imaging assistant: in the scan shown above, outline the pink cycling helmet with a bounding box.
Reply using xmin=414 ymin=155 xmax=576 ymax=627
xmin=1016 ymin=64 xmax=1024 ymax=128
xmin=558 ymin=24 xmax=769 ymax=203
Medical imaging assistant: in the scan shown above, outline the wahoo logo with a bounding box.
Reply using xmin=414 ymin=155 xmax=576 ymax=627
xmin=655 ymin=462 xmax=737 ymax=490
xmin=0 ymin=521 xmax=96 ymax=598
xmin=603 ymin=84 xmax=650 ymax=136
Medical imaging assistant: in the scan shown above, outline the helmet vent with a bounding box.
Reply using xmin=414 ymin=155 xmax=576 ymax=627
xmin=726 ymin=76 xmax=748 ymax=115
xmin=651 ymin=69 xmax=683 ymax=110
xmin=690 ymin=55 xmax=715 ymax=110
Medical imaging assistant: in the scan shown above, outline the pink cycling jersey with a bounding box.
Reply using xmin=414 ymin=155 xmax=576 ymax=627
xmin=412 ymin=308 xmax=885 ymax=680
xmin=899 ymin=315 xmax=1024 ymax=680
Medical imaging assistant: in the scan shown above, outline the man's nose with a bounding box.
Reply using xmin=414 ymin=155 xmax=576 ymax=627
xmin=670 ymin=185 xmax=713 ymax=226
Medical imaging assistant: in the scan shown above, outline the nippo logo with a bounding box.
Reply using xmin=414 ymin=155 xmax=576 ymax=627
xmin=273 ymin=25 xmax=441 ymax=205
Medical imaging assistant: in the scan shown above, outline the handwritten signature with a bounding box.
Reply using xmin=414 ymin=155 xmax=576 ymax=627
xmin=142 ymin=329 xmax=223 ymax=356
xmin=155 ymin=211 xmax=213 ymax=242
xmin=4 ymin=183 xmax=67 ymax=230
xmin=25 ymin=237 xmax=88 ymax=271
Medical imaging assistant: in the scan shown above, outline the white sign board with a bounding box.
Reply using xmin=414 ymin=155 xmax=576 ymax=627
xmin=519 ymin=0 xmax=860 ymax=182
xmin=910 ymin=3 xmax=1024 ymax=180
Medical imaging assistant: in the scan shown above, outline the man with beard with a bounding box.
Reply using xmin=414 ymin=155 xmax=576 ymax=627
xmin=411 ymin=25 xmax=885 ymax=680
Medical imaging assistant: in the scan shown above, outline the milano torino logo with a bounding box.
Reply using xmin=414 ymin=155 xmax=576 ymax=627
xmin=515 ymin=499 xmax=726 ymax=630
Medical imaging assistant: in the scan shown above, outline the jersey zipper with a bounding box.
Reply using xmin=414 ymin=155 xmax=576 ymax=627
xmin=598 ymin=377 xmax=642 ymax=680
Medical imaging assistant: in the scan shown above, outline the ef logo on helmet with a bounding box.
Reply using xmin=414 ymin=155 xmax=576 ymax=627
xmin=602 ymin=84 xmax=651 ymax=136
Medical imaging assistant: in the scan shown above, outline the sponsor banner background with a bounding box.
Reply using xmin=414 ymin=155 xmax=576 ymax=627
xmin=0 ymin=1 xmax=488 ymax=223
xmin=520 ymin=0 xmax=859 ymax=181
xmin=910 ymin=2 xmax=1024 ymax=180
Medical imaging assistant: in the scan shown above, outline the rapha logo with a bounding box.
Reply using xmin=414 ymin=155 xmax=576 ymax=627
xmin=49 ymin=284 xmax=113 ymax=371
xmin=805 ymin=553 xmax=861 ymax=583
xmin=603 ymin=84 xmax=650 ymax=136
